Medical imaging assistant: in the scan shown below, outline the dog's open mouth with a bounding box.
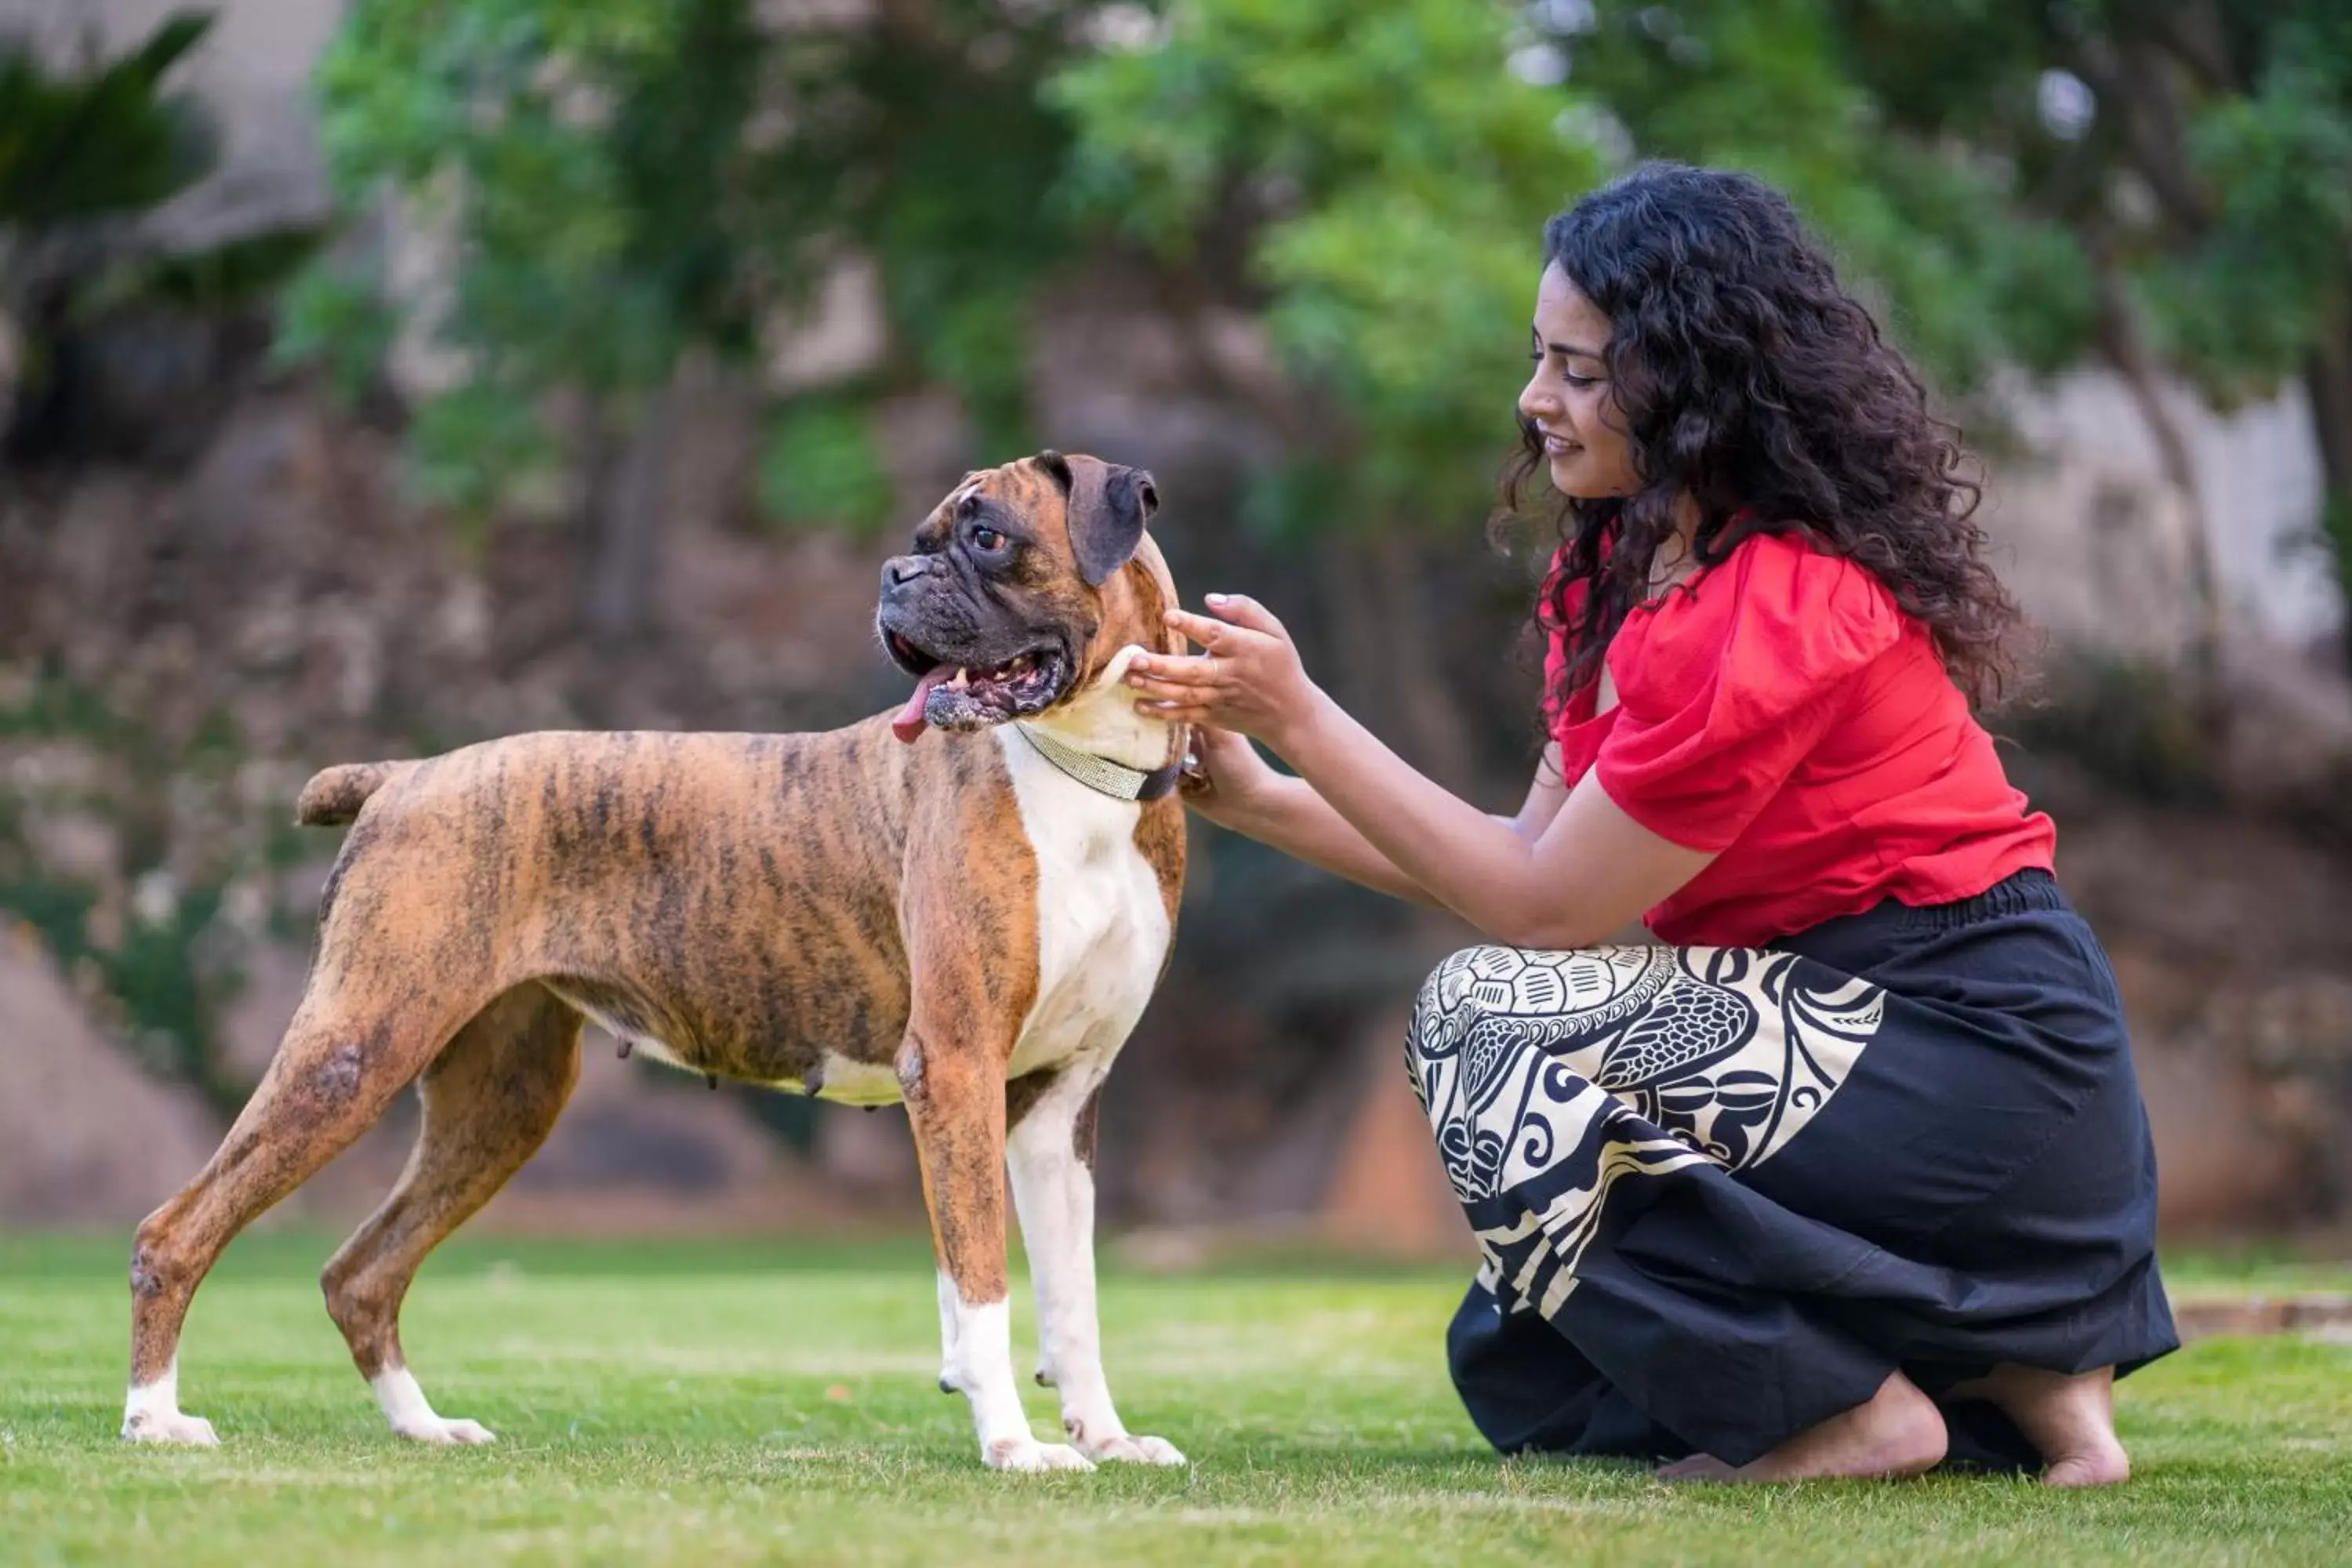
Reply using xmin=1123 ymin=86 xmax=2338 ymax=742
xmin=884 ymin=630 xmax=1069 ymax=742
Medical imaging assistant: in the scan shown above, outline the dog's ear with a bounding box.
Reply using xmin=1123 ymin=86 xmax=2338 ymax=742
xmin=1062 ymin=456 xmax=1160 ymax=587
xmin=1035 ymin=449 xmax=1074 ymax=495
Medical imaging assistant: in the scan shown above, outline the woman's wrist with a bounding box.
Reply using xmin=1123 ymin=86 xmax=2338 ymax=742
xmin=1265 ymin=684 xmax=1347 ymax=774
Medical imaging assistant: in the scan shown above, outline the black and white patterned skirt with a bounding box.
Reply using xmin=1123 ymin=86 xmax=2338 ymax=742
xmin=1413 ymin=869 xmax=2178 ymax=1471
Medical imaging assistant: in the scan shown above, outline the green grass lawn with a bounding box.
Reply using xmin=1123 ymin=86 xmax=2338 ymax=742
xmin=2 ymin=1234 xmax=2348 ymax=1566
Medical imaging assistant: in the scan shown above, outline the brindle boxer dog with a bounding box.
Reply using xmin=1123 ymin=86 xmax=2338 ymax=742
xmin=122 ymin=452 xmax=1190 ymax=1472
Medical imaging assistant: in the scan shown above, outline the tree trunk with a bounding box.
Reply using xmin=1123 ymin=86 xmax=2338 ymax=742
xmin=579 ymin=376 xmax=681 ymax=645
xmin=2303 ymin=336 xmax=2352 ymax=670
xmin=0 ymin=303 xmax=18 ymax=443
xmin=2094 ymin=272 xmax=2227 ymax=705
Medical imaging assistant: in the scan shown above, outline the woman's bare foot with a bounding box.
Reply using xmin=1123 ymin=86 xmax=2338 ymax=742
xmin=1948 ymin=1363 xmax=2129 ymax=1488
xmin=1657 ymin=1370 xmax=1947 ymax=1483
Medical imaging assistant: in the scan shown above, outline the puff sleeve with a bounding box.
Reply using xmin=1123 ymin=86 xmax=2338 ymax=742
xmin=1593 ymin=535 xmax=1903 ymax=853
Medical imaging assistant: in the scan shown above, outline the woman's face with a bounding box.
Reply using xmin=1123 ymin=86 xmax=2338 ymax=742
xmin=1518 ymin=262 xmax=1640 ymax=499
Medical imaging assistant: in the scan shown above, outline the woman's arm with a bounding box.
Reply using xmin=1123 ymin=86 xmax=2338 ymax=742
xmin=1221 ymin=772 xmax=1443 ymax=905
xmin=1218 ymin=745 xmax=1571 ymax=906
xmin=1189 ymin=728 xmax=1572 ymax=909
xmin=1127 ymin=598 xmax=1708 ymax=949
xmin=1279 ymin=692 xmax=1710 ymax=948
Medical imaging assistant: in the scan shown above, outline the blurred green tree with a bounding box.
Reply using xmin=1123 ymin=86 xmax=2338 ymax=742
xmin=1057 ymin=1 xmax=1600 ymax=526
xmin=291 ymin=0 xmax=2349 ymax=676
xmin=285 ymin=0 xmax=1088 ymax=634
xmin=282 ymin=0 xmax=797 ymax=635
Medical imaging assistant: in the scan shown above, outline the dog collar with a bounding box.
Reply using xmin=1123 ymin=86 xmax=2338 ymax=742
xmin=1014 ymin=723 xmax=1184 ymax=803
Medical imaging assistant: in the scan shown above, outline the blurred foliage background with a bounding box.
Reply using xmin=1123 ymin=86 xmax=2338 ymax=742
xmin=275 ymin=0 xmax=2352 ymax=626
xmin=2 ymin=0 xmax=2348 ymax=1241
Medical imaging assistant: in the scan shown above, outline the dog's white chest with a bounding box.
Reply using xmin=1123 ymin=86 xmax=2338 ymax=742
xmin=997 ymin=731 xmax=1171 ymax=1079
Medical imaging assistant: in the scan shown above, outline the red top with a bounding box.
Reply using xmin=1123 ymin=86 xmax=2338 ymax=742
xmin=1543 ymin=528 xmax=2055 ymax=948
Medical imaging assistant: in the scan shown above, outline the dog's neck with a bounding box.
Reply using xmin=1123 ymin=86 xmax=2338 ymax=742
xmin=1025 ymin=645 xmax=1180 ymax=776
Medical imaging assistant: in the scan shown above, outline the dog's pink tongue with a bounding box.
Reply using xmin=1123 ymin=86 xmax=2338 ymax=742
xmin=891 ymin=667 xmax=952 ymax=744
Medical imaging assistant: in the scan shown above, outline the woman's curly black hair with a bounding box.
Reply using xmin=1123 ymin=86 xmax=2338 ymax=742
xmin=1502 ymin=163 xmax=2018 ymax=717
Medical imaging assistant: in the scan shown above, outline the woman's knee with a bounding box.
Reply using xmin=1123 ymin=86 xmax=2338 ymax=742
xmin=1406 ymin=945 xmax=1517 ymax=1077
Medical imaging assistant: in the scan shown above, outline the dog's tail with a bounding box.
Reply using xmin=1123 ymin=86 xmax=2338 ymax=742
xmin=295 ymin=761 xmax=411 ymax=827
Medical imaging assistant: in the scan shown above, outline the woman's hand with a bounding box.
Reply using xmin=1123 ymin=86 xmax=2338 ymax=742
xmin=1125 ymin=593 xmax=1324 ymax=753
xmin=1176 ymin=724 xmax=1285 ymax=829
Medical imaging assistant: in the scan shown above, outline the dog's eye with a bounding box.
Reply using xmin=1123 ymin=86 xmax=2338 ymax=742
xmin=971 ymin=525 xmax=1007 ymax=553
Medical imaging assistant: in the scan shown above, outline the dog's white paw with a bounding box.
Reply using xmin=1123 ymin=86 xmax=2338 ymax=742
xmin=122 ymin=1410 xmax=219 ymax=1447
xmin=393 ymin=1416 xmax=497 ymax=1446
xmin=1082 ymin=1432 xmax=1188 ymax=1466
xmin=373 ymin=1370 xmax=494 ymax=1446
xmin=985 ymin=1436 xmax=1095 ymax=1473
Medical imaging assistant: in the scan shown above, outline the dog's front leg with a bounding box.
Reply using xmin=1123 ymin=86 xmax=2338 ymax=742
xmin=899 ymin=1028 xmax=1088 ymax=1472
xmin=1007 ymin=1058 xmax=1185 ymax=1466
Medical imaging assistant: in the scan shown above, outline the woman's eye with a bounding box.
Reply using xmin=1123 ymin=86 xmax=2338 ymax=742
xmin=971 ymin=526 xmax=1006 ymax=552
xmin=1564 ymin=372 xmax=1599 ymax=389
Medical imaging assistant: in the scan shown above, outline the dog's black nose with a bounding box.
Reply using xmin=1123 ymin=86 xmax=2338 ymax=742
xmin=882 ymin=555 xmax=930 ymax=589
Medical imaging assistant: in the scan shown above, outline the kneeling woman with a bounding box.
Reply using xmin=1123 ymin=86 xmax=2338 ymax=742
xmin=1126 ymin=163 xmax=2176 ymax=1485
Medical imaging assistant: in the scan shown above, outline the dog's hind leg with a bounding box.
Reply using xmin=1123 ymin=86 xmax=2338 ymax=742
xmin=123 ymin=984 xmax=485 ymax=1446
xmin=1007 ymin=1057 xmax=1185 ymax=1467
xmin=321 ymin=983 xmax=583 ymax=1445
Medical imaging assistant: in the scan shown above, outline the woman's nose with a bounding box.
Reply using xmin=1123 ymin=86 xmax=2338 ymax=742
xmin=1517 ymin=372 xmax=1559 ymax=425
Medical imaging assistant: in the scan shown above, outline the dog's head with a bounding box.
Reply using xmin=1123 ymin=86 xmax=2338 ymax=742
xmin=877 ymin=451 xmax=1169 ymax=742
